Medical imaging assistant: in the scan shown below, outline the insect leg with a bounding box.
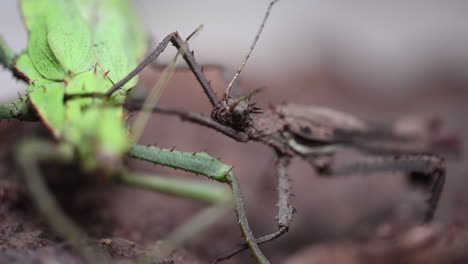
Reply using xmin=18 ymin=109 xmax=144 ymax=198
xmin=101 ymin=32 xmax=219 ymax=106
xmin=172 ymin=0 xmax=279 ymax=102
xmin=161 ymin=34 xmax=219 ymax=106
xmin=129 ymin=145 xmax=271 ymax=264
xmin=63 ymin=29 xmax=218 ymax=105
xmin=0 ymin=37 xmax=16 ymax=71
xmin=117 ymin=171 xmax=231 ymax=204
xmin=14 ymin=138 xmax=109 ymax=262
xmin=125 ymin=103 xmax=251 ymax=142
xmin=314 ymin=154 xmax=445 ymax=223
xmin=151 ymin=63 xmax=243 ymax=98
xmin=0 ymin=95 xmax=37 ymax=120
xmin=212 ymin=156 xmax=293 ymax=263
xmin=109 ymin=0 xmax=280 ymax=106
xmin=0 ymin=37 xmax=29 ymax=82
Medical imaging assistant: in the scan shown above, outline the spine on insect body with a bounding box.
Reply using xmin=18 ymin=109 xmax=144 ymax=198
xmin=0 ymin=96 xmax=36 ymax=121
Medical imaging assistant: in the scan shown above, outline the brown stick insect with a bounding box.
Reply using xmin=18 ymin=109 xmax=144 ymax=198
xmin=123 ymin=1 xmax=459 ymax=262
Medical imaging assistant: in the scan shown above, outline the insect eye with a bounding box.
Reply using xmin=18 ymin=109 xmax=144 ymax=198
xmin=232 ymin=110 xmax=243 ymax=123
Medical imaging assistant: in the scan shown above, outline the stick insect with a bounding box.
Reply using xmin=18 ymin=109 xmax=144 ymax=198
xmin=0 ymin=0 xmax=280 ymax=263
xmin=122 ymin=3 xmax=459 ymax=263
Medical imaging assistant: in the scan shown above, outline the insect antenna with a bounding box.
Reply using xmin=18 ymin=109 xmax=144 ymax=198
xmin=223 ymin=0 xmax=279 ymax=100
xmin=210 ymin=1 xmax=279 ymax=130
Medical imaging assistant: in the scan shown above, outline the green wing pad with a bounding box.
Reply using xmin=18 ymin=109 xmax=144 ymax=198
xmin=46 ymin=0 xmax=96 ymax=74
xmin=76 ymin=0 xmax=146 ymax=89
xmin=28 ymin=22 xmax=65 ymax=81
xmin=20 ymin=0 xmax=146 ymax=88
xmin=20 ymin=0 xmax=49 ymax=32
xmin=23 ymin=0 xmax=96 ymax=78
xmin=75 ymin=0 xmax=147 ymax=64
xmin=94 ymin=10 xmax=137 ymax=89
xmin=15 ymin=53 xmax=51 ymax=90
xmin=28 ymin=83 xmax=66 ymax=137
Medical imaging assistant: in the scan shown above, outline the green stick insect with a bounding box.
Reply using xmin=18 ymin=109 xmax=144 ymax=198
xmin=0 ymin=0 xmax=280 ymax=263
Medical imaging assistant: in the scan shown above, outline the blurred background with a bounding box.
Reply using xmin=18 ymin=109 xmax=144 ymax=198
xmin=1 ymin=1 xmax=468 ymax=263
xmin=2 ymin=0 xmax=468 ymax=101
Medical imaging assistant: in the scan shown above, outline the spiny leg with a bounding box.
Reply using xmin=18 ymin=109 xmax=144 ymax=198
xmin=0 ymin=37 xmax=29 ymax=82
xmin=14 ymin=138 xmax=109 ymax=262
xmin=0 ymin=37 xmax=16 ymax=70
xmin=0 ymin=95 xmax=37 ymax=120
xmin=124 ymin=103 xmax=251 ymax=142
xmin=129 ymin=28 xmax=197 ymax=142
xmin=151 ymin=63 xmax=244 ymax=98
xmin=126 ymin=49 xmax=264 ymax=260
xmin=161 ymin=0 xmax=279 ymax=103
xmin=229 ymin=171 xmax=270 ymax=264
xmin=126 ymin=48 xmax=268 ymax=259
xmin=69 ymin=0 xmax=280 ymax=119
xmin=129 ymin=145 xmax=271 ymax=264
xmin=65 ymin=31 xmax=219 ymax=106
xmin=212 ymin=155 xmax=294 ymax=263
xmin=313 ymin=154 xmax=445 ymax=223
xmin=163 ymin=0 xmax=279 ymax=106
xmin=116 ymin=39 xmax=241 ymax=262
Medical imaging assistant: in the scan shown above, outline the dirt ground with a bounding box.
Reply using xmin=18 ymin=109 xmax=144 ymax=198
xmin=1 ymin=65 xmax=468 ymax=264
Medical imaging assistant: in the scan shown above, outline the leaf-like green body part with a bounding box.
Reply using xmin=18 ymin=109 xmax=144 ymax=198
xmin=75 ymin=0 xmax=147 ymax=68
xmin=18 ymin=0 xmax=147 ymax=171
xmin=15 ymin=53 xmax=51 ymax=90
xmin=20 ymin=0 xmax=49 ymax=32
xmin=46 ymin=0 xmax=95 ymax=74
xmin=28 ymin=22 xmax=65 ymax=80
xmin=20 ymin=0 xmax=146 ymax=83
xmin=91 ymin=0 xmax=146 ymax=89
xmin=29 ymin=83 xmax=66 ymax=137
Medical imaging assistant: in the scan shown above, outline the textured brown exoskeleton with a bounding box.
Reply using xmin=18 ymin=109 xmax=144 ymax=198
xmin=126 ymin=47 xmax=458 ymax=263
xmin=178 ymin=90 xmax=457 ymax=263
xmin=122 ymin=1 xmax=458 ymax=262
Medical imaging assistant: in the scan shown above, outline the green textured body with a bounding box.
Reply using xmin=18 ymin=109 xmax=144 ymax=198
xmin=15 ymin=0 xmax=146 ymax=170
